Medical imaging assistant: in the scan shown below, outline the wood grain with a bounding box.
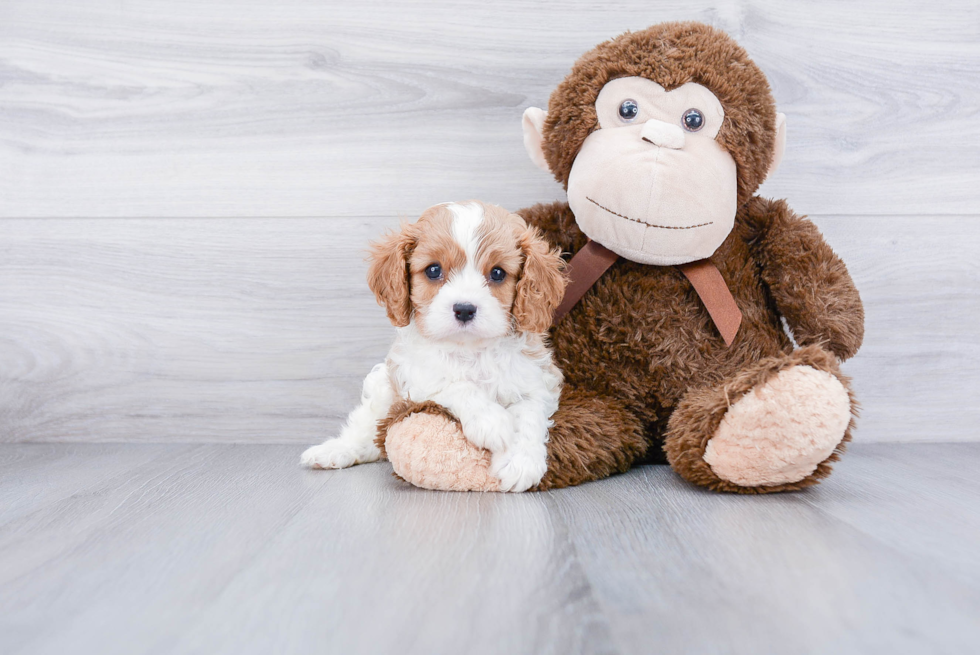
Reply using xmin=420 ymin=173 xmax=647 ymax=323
xmin=1 ymin=215 xmax=977 ymax=444
xmin=551 ymin=445 xmax=980 ymax=654
xmin=0 ymin=1 xmax=977 ymax=445
xmin=801 ymin=443 xmax=980 ymax=588
xmin=0 ymin=443 xmax=977 ymax=654
xmin=0 ymin=217 xmax=392 ymax=443
xmin=0 ymin=444 xmax=613 ymax=655
xmin=0 ymin=443 xmax=193 ymax=526
xmin=0 ymin=445 xmax=332 ymax=654
xmin=0 ymin=0 xmax=978 ymax=218
xmin=817 ymin=215 xmax=980 ymax=443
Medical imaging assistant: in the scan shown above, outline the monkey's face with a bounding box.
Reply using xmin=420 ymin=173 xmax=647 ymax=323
xmin=565 ymin=77 xmax=738 ymax=266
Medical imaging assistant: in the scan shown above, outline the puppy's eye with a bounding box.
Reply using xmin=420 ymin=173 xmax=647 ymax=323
xmin=489 ymin=267 xmax=506 ymax=282
xmin=424 ymin=263 xmax=442 ymax=280
xmin=618 ymin=99 xmax=639 ymax=122
xmin=682 ymin=108 xmax=705 ymax=132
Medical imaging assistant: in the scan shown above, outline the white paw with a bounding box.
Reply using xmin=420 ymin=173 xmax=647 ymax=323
xmin=301 ymin=440 xmax=359 ymax=469
xmin=460 ymin=405 xmax=514 ymax=452
xmin=491 ymin=445 xmax=547 ymax=493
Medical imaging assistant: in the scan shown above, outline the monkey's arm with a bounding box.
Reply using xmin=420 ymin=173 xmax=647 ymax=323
xmin=517 ymin=201 xmax=589 ymax=255
xmin=742 ymin=197 xmax=864 ymax=361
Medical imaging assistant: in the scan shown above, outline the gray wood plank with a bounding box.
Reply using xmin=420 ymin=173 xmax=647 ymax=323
xmin=0 ymin=445 xmax=336 ymax=655
xmin=168 ymin=467 xmax=613 ymax=655
xmin=0 ymin=443 xmax=193 ymax=526
xmin=0 ymin=445 xmax=613 ymax=655
xmin=1 ymin=443 xmax=978 ymax=655
xmin=2 ymin=215 xmax=978 ymax=444
xmin=0 ymin=0 xmax=977 ymax=218
xmin=549 ymin=446 xmax=980 ymax=655
xmin=0 ymin=217 xmax=393 ymax=443
xmin=0 ymin=443 xmax=78 ymax=472
xmin=801 ymin=443 xmax=980 ymax=588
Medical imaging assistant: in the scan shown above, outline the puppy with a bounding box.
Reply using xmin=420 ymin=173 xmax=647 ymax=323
xmin=301 ymin=201 xmax=566 ymax=491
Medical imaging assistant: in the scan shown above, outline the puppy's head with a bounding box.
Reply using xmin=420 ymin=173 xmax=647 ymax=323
xmin=367 ymin=201 xmax=566 ymax=341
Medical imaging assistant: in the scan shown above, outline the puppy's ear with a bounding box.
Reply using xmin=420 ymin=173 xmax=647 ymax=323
xmin=367 ymin=223 xmax=417 ymax=327
xmin=513 ymin=227 xmax=567 ymax=333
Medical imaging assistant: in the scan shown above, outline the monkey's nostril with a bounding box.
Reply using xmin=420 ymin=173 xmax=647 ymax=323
xmin=453 ymin=302 xmax=477 ymax=323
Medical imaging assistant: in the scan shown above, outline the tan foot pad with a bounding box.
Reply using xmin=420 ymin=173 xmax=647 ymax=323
xmin=704 ymin=365 xmax=851 ymax=487
xmin=385 ymin=411 xmax=501 ymax=492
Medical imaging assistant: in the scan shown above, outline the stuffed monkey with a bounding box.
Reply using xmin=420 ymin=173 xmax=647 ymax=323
xmin=382 ymin=21 xmax=864 ymax=493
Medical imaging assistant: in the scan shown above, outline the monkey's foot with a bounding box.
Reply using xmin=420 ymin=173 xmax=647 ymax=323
xmin=380 ymin=402 xmax=501 ymax=492
xmin=703 ymin=365 xmax=851 ymax=487
xmin=665 ymin=345 xmax=856 ymax=493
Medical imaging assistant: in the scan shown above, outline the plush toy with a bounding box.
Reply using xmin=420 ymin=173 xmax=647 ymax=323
xmin=381 ymin=21 xmax=864 ymax=493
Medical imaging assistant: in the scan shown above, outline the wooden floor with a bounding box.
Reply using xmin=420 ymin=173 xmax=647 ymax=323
xmin=1 ymin=443 xmax=978 ymax=654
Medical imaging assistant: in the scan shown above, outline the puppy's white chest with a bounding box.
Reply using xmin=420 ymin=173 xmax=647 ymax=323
xmin=388 ymin=332 xmax=530 ymax=407
xmin=447 ymin=349 xmax=525 ymax=405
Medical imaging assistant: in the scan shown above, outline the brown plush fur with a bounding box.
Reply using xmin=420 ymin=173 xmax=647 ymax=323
xmin=504 ymin=23 xmax=865 ymax=492
xmin=519 ymin=196 xmax=863 ymax=490
xmin=534 ymin=387 xmax=649 ymax=490
xmin=381 ymin=23 xmax=865 ymax=493
xmin=542 ymin=22 xmax=778 ymax=208
xmin=662 ymin=345 xmax=858 ymax=493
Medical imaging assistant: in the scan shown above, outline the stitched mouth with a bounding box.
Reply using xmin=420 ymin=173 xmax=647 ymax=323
xmin=586 ymin=197 xmax=714 ymax=230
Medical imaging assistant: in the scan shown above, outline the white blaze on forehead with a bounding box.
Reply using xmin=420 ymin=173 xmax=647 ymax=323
xmin=421 ymin=201 xmax=510 ymax=341
xmin=447 ymin=202 xmax=486 ymax=269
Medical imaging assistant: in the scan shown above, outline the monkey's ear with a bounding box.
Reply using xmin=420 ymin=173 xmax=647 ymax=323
xmin=522 ymin=107 xmax=551 ymax=173
xmin=766 ymin=112 xmax=787 ymax=180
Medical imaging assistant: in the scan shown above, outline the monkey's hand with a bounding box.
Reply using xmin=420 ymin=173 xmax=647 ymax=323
xmin=743 ymin=197 xmax=864 ymax=361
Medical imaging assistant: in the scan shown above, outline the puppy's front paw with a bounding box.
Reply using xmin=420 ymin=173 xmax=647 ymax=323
xmin=491 ymin=445 xmax=547 ymax=493
xmin=301 ymin=440 xmax=358 ymax=469
xmin=460 ymin=405 xmax=514 ymax=452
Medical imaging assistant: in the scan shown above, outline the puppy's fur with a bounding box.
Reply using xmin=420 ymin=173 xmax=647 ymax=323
xmin=301 ymin=201 xmax=567 ymax=492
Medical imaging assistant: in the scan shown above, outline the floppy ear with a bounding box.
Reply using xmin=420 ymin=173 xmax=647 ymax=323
xmin=513 ymin=227 xmax=567 ymax=333
xmin=522 ymin=107 xmax=551 ymax=173
xmin=367 ymin=223 xmax=417 ymax=328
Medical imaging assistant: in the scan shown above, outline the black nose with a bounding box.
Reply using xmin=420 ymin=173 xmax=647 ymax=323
xmin=453 ymin=302 xmax=477 ymax=323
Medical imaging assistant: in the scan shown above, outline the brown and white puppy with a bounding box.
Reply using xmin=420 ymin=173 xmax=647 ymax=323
xmin=301 ymin=201 xmax=566 ymax=492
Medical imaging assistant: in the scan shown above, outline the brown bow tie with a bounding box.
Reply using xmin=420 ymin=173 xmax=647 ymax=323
xmin=552 ymin=240 xmax=742 ymax=346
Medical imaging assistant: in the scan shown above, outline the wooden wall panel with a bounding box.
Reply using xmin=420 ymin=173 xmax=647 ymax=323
xmin=0 ymin=217 xmax=390 ymax=442
xmin=1 ymin=216 xmax=976 ymax=443
xmin=1 ymin=0 xmax=978 ymax=218
xmin=1 ymin=0 xmax=977 ymax=443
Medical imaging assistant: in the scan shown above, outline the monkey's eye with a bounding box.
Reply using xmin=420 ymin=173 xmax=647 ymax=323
xmin=618 ymin=99 xmax=639 ymax=122
xmin=489 ymin=267 xmax=506 ymax=282
xmin=424 ymin=263 xmax=442 ymax=280
xmin=682 ymin=108 xmax=705 ymax=132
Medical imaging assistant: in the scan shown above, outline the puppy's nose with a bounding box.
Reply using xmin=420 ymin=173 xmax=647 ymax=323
xmin=453 ymin=302 xmax=477 ymax=323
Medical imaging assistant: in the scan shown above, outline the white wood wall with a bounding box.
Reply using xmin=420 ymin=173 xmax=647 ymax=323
xmin=1 ymin=0 xmax=978 ymax=443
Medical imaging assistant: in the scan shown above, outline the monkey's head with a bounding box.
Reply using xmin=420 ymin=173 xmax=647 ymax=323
xmin=523 ymin=22 xmax=786 ymax=266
